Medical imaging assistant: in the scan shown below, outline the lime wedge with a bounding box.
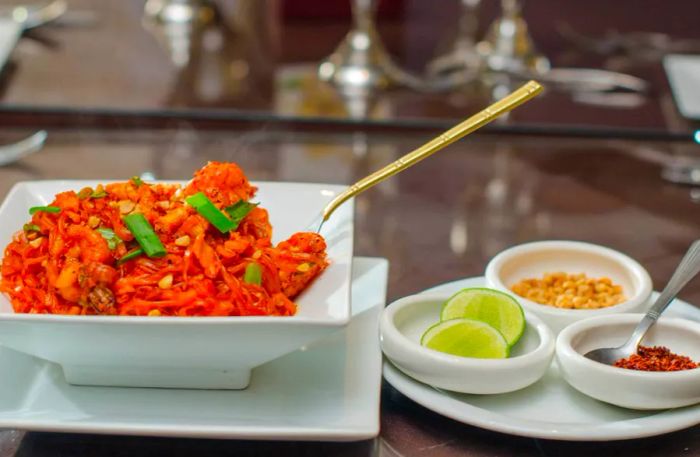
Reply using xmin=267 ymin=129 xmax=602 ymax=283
xmin=440 ymin=288 xmax=525 ymax=347
xmin=420 ymin=318 xmax=509 ymax=359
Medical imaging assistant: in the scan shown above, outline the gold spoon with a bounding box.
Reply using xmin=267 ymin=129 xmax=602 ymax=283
xmin=311 ymin=80 xmax=544 ymax=233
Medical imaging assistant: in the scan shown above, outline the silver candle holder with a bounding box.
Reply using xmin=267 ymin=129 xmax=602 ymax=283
xmin=427 ymin=0 xmax=483 ymax=79
xmin=317 ymin=0 xmax=395 ymax=92
xmin=477 ymin=0 xmax=549 ymax=74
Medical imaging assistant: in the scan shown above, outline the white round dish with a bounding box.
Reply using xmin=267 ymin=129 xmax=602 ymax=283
xmin=485 ymin=240 xmax=653 ymax=333
xmin=382 ymin=276 xmax=700 ymax=441
xmin=557 ymin=313 xmax=700 ymax=410
xmin=380 ymin=292 xmax=555 ymax=394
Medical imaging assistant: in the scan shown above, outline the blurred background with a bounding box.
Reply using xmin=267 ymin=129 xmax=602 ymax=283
xmin=0 ymin=0 xmax=698 ymax=137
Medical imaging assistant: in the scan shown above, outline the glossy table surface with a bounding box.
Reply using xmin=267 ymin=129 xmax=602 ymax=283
xmin=0 ymin=0 xmax=699 ymax=138
xmin=0 ymin=126 xmax=699 ymax=455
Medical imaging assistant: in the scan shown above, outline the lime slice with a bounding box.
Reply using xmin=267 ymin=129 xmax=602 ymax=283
xmin=440 ymin=288 xmax=525 ymax=347
xmin=420 ymin=318 xmax=509 ymax=359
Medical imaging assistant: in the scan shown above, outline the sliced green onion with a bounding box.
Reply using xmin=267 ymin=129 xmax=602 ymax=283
xmin=117 ymin=247 xmax=143 ymax=266
xmin=185 ymin=192 xmax=235 ymax=233
xmin=91 ymin=189 xmax=108 ymax=199
xmin=29 ymin=206 xmax=61 ymax=215
xmin=123 ymin=213 xmax=166 ymax=258
xmin=225 ymin=200 xmax=258 ymax=230
xmin=23 ymin=223 xmax=40 ymax=233
xmin=244 ymin=262 xmax=262 ymax=285
xmin=77 ymin=187 xmax=93 ymax=200
xmin=96 ymin=227 xmax=123 ymax=250
xmin=131 ymin=176 xmax=143 ymax=187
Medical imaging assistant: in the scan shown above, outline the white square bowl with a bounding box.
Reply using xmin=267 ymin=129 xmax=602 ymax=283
xmin=0 ymin=180 xmax=353 ymax=390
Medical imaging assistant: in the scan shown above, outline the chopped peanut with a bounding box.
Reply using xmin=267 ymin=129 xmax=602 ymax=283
xmin=118 ymin=200 xmax=135 ymax=214
xmin=87 ymin=216 xmax=100 ymax=228
xmin=158 ymin=274 xmax=173 ymax=289
xmin=28 ymin=237 xmax=43 ymax=248
xmin=174 ymin=235 xmax=191 ymax=247
xmin=510 ymin=272 xmax=625 ymax=309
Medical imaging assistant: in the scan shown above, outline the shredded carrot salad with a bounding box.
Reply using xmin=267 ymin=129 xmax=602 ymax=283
xmin=0 ymin=162 xmax=328 ymax=316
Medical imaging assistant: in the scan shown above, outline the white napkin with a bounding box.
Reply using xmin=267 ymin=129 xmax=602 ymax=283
xmin=664 ymin=54 xmax=700 ymax=120
xmin=0 ymin=18 xmax=22 ymax=73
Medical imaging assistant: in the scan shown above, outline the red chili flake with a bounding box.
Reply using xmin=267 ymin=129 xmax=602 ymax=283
xmin=614 ymin=345 xmax=698 ymax=372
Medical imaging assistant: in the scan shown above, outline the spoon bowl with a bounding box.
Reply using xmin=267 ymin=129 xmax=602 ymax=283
xmin=11 ymin=0 xmax=67 ymax=29
xmin=584 ymin=240 xmax=700 ymax=365
xmin=0 ymin=130 xmax=47 ymax=166
xmin=584 ymin=339 xmax=639 ymax=365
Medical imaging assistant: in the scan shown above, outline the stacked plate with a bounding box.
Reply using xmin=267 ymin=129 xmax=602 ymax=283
xmin=0 ymin=173 xmax=391 ymax=440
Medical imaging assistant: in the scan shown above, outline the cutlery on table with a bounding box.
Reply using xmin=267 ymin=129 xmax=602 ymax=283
xmin=504 ymin=67 xmax=648 ymax=93
xmin=0 ymin=0 xmax=67 ymax=73
xmin=558 ymin=23 xmax=700 ymax=58
xmin=309 ymin=80 xmax=544 ymax=233
xmin=8 ymin=0 xmax=67 ymax=29
xmin=584 ymin=240 xmax=700 ymax=365
xmin=0 ymin=130 xmax=47 ymax=166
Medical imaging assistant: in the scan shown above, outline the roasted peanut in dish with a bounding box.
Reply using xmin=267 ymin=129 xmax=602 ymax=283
xmin=510 ymin=272 xmax=625 ymax=309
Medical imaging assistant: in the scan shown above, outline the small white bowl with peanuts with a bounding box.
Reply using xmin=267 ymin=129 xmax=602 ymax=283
xmin=485 ymin=241 xmax=653 ymax=333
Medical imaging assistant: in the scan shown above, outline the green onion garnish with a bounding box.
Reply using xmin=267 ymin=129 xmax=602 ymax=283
xmin=77 ymin=187 xmax=93 ymax=200
xmin=131 ymin=176 xmax=143 ymax=187
xmin=96 ymin=227 xmax=123 ymax=250
xmin=123 ymin=213 xmax=166 ymax=258
xmin=117 ymin=247 xmax=143 ymax=266
xmin=29 ymin=206 xmax=61 ymax=215
xmin=91 ymin=189 xmax=107 ymax=199
xmin=185 ymin=192 xmax=235 ymax=233
xmin=23 ymin=223 xmax=40 ymax=233
xmin=244 ymin=262 xmax=262 ymax=285
xmin=225 ymin=200 xmax=258 ymax=230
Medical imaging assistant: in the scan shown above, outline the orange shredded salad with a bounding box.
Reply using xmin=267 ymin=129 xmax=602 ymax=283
xmin=0 ymin=162 xmax=328 ymax=316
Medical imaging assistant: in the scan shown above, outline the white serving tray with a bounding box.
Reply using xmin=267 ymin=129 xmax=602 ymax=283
xmin=384 ymin=275 xmax=700 ymax=441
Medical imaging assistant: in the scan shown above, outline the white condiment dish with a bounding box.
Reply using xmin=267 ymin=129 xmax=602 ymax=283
xmin=379 ymin=293 xmax=555 ymax=394
xmin=485 ymin=240 xmax=653 ymax=333
xmin=557 ymin=313 xmax=700 ymax=410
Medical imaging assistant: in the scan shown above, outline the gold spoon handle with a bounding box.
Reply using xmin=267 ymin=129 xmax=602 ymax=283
xmin=320 ymin=80 xmax=544 ymax=224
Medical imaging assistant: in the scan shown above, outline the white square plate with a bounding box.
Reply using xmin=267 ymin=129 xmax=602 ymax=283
xmin=0 ymin=257 xmax=387 ymax=441
xmin=0 ymin=180 xmax=354 ymax=389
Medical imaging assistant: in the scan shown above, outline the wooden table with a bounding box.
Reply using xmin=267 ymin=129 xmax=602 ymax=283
xmin=0 ymin=125 xmax=699 ymax=456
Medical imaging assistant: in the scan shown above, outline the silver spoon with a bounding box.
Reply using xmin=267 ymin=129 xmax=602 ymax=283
xmin=0 ymin=1 xmax=68 ymax=73
xmin=585 ymin=240 xmax=700 ymax=365
xmin=0 ymin=130 xmax=47 ymax=166
xmin=9 ymin=0 xmax=68 ymax=30
xmin=504 ymin=67 xmax=649 ymax=93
